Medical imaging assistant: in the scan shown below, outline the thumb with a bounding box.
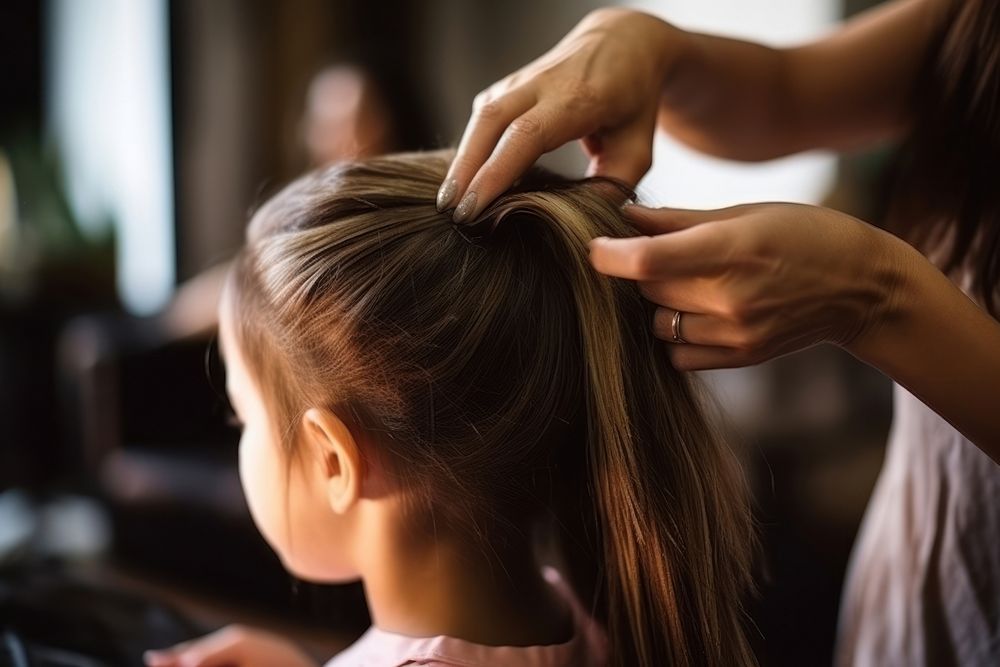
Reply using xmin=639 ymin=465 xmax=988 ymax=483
xmin=622 ymin=203 xmax=724 ymax=235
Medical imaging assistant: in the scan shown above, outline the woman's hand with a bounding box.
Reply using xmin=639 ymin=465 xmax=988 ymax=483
xmin=440 ymin=0 xmax=951 ymax=223
xmin=438 ymin=8 xmax=678 ymax=222
xmin=144 ymin=625 xmax=319 ymax=667
xmin=589 ymin=203 xmax=905 ymax=371
xmin=591 ymin=201 xmax=1000 ymax=453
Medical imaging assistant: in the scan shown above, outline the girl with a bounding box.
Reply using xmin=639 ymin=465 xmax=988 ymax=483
xmin=145 ymin=151 xmax=754 ymax=667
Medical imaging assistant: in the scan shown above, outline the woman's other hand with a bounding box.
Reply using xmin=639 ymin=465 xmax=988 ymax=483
xmin=144 ymin=625 xmax=320 ymax=667
xmin=438 ymin=8 xmax=677 ymax=222
xmin=440 ymin=0 xmax=950 ymax=224
xmin=589 ymin=203 xmax=909 ymax=371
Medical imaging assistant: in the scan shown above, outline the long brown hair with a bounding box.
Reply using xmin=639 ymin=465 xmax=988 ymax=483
xmin=226 ymin=150 xmax=755 ymax=666
xmin=893 ymin=0 xmax=1000 ymax=315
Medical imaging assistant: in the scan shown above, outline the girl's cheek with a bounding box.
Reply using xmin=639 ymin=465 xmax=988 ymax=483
xmin=238 ymin=429 xmax=280 ymax=548
xmin=237 ymin=433 xmax=260 ymax=523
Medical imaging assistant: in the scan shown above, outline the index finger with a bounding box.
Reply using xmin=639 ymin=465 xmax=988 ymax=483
xmin=587 ymin=225 xmax=726 ymax=279
xmin=437 ymin=87 xmax=536 ymax=212
xmin=451 ymin=104 xmax=596 ymax=223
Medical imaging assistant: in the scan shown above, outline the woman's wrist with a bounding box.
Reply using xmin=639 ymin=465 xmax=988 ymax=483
xmin=842 ymin=227 xmax=921 ymax=365
xmin=592 ymin=8 xmax=682 ymax=93
xmin=843 ymin=226 xmax=1000 ymax=451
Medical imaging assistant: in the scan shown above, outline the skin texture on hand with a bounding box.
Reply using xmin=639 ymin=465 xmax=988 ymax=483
xmin=588 ymin=202 xmax=1000 ymax=454
xmin=437 ymin=8 xmax=676 ymax=222
xmin=144 ymin=625 xmax=319 ymax=667
xmin=589 ymin=202 xmax=900 ymax=371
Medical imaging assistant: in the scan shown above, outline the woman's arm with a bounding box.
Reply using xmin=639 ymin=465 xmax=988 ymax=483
xmin=659 ymin=0 xmax=954 ymax=160
xmin=440 ymin=0 xmax=954 ymax=222
xmin=846 ymin=238 xmax=1000 ymax=456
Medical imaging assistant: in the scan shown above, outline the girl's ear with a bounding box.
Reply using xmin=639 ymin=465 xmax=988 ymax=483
xmin=300 ymin=407 xmax=362 ymax=514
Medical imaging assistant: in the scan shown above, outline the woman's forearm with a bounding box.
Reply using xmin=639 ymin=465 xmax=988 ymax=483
xmin=657 ymin=0 xmax=952 ymax=161
xmin=657 ymin=28 xmax=789 ymax=161
xmin=847 ymin=234 xmax=1000 ymax=459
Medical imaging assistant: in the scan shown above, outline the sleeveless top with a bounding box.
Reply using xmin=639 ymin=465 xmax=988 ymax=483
xmin=836 ymin=379 xmax=1000 ymax=665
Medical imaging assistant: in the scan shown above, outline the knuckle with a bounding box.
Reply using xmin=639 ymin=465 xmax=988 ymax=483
xmin=472 ymin=89 xmax=493 ymax=111
xmin=562 ymin=79 xmax=599 ymax=112
xmin=504 ymin=72 xmax=526 ymax=91
xmin=473 ymin=98 xmax=504 ymax=122
xmin=507 ymin=115 xmax=545 ymax=142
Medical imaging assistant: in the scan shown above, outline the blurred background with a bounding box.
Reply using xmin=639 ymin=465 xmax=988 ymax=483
xmin=0 ymin=0 xmax=896 ymax=665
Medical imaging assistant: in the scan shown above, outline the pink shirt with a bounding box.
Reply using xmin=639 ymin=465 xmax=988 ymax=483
xmin=324 ymin=568 xmax=608 ymax=667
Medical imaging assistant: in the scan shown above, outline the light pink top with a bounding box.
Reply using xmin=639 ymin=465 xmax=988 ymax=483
xmin=324 ymin=567 xmax=608 ymax=667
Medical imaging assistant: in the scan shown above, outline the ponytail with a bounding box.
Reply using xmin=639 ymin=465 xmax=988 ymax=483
xmin=488 ymin=185 xmax=755 ymax=666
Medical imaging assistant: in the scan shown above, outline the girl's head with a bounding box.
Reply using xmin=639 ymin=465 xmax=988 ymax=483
xmin=220 ymin=151 xmax=754 ymax=666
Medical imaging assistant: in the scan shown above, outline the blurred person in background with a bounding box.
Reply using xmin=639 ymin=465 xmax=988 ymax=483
xmin=160 ymin=64 xmax=402 ymax=341
xmin=436 ymin=0 xmax=1000 ymax=665
xmin=302 ymin=65 xmax=395 ymax=166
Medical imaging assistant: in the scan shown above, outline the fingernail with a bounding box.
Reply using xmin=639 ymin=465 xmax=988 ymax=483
xmin=453 ymin=191 xmax=478 ymax=223
xmin=436 ymin=178 xmax=458 ymax=212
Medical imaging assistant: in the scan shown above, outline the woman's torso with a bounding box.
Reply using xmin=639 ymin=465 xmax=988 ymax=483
xmin=836 ymin=379 xmax=1000 ymax=666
